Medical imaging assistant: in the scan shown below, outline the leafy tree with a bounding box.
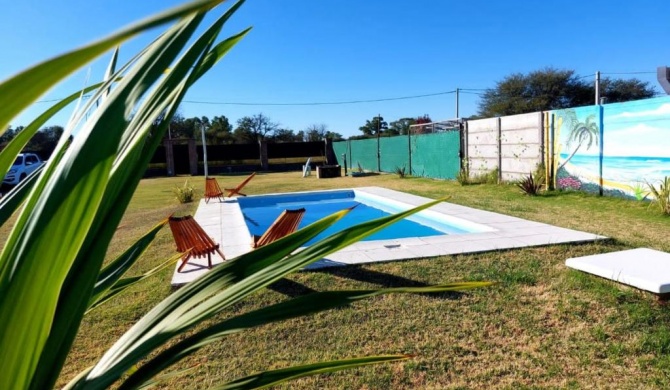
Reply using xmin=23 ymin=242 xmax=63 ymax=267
xmin=389 ymin=115 xmax=432 ymax=135
xmin=478 ymin=67 xmax=656 ymax=117
xmin=271 ymin=128 xmax=300 ymax=142
xmin=304 ymin=123 xmax=328 ymax=141
xmin=234 ymin=113 xmax=278 ymax=143
xmin=599 ymin=78 xmax=656 ymax=104
xmin=26 ymin=126 xmax=64 ymax=158
xmin=389 ymin=117 xmax=414 ymax=135
xmin=325 ymin=131 xmax=344 ymax=141
xmin=0 ymin=126 xmax=19 ymax=145
xmin=358 ymin=116 xmax=388 ymax=137
xmin=207 ymin=115 xmax=233 ymax=144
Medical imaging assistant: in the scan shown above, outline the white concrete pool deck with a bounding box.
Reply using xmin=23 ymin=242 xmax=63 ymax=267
xmin=171 ymin=187 xmax=606 ymax=286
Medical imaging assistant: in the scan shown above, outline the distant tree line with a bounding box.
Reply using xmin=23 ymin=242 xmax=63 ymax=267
xmin=476 ymin=67 xmax=658 ymax=118
xmin=352 ymin=114 xmax=432 ymax=139
xmin=166 ymin=112 xmax=344 ymax=144
xmin=0 ymin=125 xmax=66 ymax=159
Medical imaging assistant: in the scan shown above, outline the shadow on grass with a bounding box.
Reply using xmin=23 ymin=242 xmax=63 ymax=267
xmin=268 ymin=278 xmax=317 ymax=297
xmin=268 ymin=265 xmax=465 ymax=300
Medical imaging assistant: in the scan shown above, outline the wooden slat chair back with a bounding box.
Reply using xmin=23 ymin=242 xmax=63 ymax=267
xmin=225 ymin=172 xmax=256 ymax=197
xmin=169 ymin=215 xmax=225 ymax=272
xmin=252 ymin=208 xmax=306 ymax=248
xmin=204 ymin=177 xmax=224 ymax=203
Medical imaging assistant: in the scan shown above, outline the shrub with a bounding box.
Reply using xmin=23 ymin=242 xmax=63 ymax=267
xmin=395 ymin=166 xmax=407 ymax=178
xmin=517 ymin=172 xmax=543 ymax=196
xmin=174 ymin=180 xmax=195 ymax=203
xmin=456 ymin=158 xmax=470 ymax=185
xmin=647 ymin=176 xmax=670 ymax=215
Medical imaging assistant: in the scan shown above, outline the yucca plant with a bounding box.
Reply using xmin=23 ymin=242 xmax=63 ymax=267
xmin=174 ymin=180 xmax=196 ymax=203
xmin=647 ymin=176 xmax=670 ymax=215
xmin=0 ymin=1 xmax=490 ymax=389
xmin=516 ymin=172 xmax=543 ymax=196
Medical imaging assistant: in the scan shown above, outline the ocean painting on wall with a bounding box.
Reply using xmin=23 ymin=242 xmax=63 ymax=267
xmin=554 ymin=96 xmax=670 ymax=199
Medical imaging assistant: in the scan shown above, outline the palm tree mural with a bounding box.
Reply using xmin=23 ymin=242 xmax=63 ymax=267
xmin=557 ymin=109 xmax=599 ymax=171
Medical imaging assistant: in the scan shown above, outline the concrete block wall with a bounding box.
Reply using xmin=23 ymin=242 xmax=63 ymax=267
xmin=500 ymin=112 xmax=543 ymax=181
xmin=466 ymin=112 xmax=543 ymax=182
xmin=466 ymin=117 xmax=499 ymax=178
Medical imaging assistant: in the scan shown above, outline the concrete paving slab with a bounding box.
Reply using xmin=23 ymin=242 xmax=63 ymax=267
xmin=566 ymin=248 xmax=670 ymax=294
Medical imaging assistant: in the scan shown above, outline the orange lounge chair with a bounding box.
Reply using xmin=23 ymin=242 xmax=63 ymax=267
xmin=169 ymin=215 xmax=225 ymax=272
xmin=204 ymin=177 xmax=224 ymax=203
xmin=225 ymin=172 xmax=256 ymax=197
xmin=252 ymin=208 xmax=306 ymax=248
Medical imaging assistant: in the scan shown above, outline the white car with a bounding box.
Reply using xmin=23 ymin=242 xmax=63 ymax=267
xmin=3 ymin=153 xmax=44 ymax=185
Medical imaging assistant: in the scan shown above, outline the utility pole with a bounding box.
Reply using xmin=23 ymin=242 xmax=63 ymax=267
xmin=455 ymin=88 xmax=460 ymax=118
xmin=596 ymin=71 xmax=600 ymax=106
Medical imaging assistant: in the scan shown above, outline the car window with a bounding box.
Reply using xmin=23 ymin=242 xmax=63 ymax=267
xmin=26 ymin=155 xmax=38 ymax=164
xmin=13 ymin=156 xmax=23 ymax=166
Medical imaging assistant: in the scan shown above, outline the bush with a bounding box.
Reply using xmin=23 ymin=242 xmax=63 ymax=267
xmin=516 ymin=172 xmax=543 ymax=196
xmin=174 ymin=180 xmax=195 ymax=203
xmin=456 ymin=159 xmax=470 ymax=185
xmin=395 ymin=166 xmax=407 ymax=178
xmin=647 ymin=176 xmax=670 ymax=215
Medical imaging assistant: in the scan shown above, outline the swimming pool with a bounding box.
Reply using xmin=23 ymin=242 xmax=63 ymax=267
xmin=237 ymin=189 xmax=492 ymax=245
xmin=172 ymin=186 xmax=605 ymax=284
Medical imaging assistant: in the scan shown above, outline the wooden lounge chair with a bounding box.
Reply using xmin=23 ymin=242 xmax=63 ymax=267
xmin=252 ymin=208 xmax=306 ymax=248
xmin=204 ymin=177 xmax=224 ymax=203
xmin=225 ymin=172 xmax=256 ymax=197
xmin=169 ymin=215 xmax=225 ymax=272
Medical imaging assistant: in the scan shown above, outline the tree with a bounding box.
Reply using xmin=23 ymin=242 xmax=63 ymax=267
xmin=324 ymin=131 xmax=344 ymax=141
xmin=358 ymin=116 xmax=388 ymax=137
xmin=389 ymin=115 xmax=432 ymax=135
xmin=304 ymin=123 xmax=328 ymax=141
xmin=233 ymin=113 xmax=278 ymax=143
xmin=599 ymin=78 xmax=656 ymax=103
xmin=477 ymin=67 xmax=657 ymax=117
xmin=271 ymin=128 xmax=300 ymax=142
xmin=26 ymin=126 xmax=64 ymax=158
xmin=207 ymin=115 xmax=233 ymax=144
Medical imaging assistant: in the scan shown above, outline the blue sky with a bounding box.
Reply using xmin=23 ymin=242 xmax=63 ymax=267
xmin=1 ymin=0 xmax=669 ymax=138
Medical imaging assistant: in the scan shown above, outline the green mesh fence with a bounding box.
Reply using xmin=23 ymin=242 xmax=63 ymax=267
xmin=333 ymin=131 xmax=460 ymax=179
xmin=410 ymin=131 xmax=460 ymax=179
xmin=380 ymin=136 xmax=410 ymax=173
xmin=349 ymin=138 xmax=378 ymax=172
xmin=332 ymin=141 xmax=348 ymax=165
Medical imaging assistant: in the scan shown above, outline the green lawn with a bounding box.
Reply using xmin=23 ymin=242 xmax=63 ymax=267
xmin=58 ymin=172 xmax=670 ymax=388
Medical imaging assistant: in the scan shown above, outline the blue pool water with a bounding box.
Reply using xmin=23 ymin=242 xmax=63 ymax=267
xmin=237 ymin=190 xmax=472 ymax=245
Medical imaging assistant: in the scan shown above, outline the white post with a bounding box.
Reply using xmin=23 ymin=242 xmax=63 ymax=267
xmin=596 ymin=71 xmax=600 ymax=106
xmin=201 ymin=124 xmax=208 ymax=177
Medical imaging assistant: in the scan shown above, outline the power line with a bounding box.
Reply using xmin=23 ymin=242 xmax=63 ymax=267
xmin=180 ymin=90 xmax=457 ymax=106
xmin=601 ymin=71 xmax=655 ymax=75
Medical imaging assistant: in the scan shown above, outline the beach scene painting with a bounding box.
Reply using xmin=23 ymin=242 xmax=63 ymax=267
xmin=554 ymin=96 xmax=670 ymax=199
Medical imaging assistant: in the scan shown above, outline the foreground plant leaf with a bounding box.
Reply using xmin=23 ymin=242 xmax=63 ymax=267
xmin=120 ymin=282 xmax=492 ymax=388
xmin=216 ymin=355 xmax=413 ymax=390
xmin=86 ymin=219 xmax=171 ymax=313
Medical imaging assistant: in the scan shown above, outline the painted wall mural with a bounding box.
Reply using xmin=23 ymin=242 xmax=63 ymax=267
xmin=552 ymin=96 xmax=670 ymax=199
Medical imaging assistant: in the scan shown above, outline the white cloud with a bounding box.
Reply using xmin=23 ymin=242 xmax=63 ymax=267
xmin=604 ymin=124 xmax=670 ymax=157
xmin=608 ymin=103 xmax=670 ymax=120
